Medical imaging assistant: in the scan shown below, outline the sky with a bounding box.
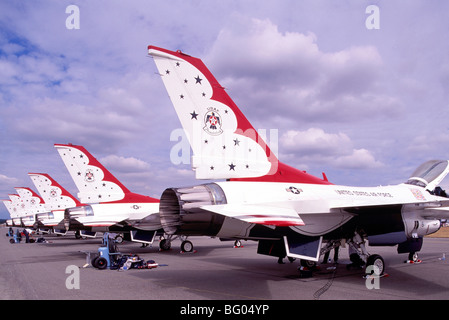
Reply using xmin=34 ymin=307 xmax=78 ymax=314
xmin=1 ymin=1 xmax=449 ymax=219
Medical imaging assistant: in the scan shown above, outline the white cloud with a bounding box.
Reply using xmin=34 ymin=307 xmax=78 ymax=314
xmin=0 ymin=174 xmax=19 ymax=185
xmin=0 ymin=1 xmax=449 ymax=217
xmin=99 ymin=155 xmax=151 ymax=173
xmin=207 ymin=17 xmax=403 ymax=124
xmin=281 ymin=128 xmax=352 ymax=156
xmin=334 ymin=148 xmax=383 ymax=169
xmin=279 ymin=128 xmax=382 ymax=170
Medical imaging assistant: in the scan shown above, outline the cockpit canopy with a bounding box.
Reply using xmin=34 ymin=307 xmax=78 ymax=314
xmin=405 ymin=160 xmax=449 ymax=189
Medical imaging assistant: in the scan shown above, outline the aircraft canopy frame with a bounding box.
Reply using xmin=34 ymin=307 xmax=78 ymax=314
xmin=405 ymin=160 xmax=449 ymax=189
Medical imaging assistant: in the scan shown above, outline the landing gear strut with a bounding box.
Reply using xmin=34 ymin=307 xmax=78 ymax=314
xmin=159 ymin=235 xmax=194 ymax=253
xmin=347 ymin=231 xmax=385 ymax=275
xmin=405 ymin=251 xmax=422 ymax=264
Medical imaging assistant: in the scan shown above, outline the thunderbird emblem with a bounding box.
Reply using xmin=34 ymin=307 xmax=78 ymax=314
xmin=203 ymin=109 xmax=223 ymax=136
xmin=85 ymin=169 xmax=95 ymax=182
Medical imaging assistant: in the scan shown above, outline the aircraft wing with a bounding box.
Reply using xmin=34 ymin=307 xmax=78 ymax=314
xmin=201 ymin=192 xmax=449 ymax=230
xmin=200 ymin=203 xmax=305 ymax=227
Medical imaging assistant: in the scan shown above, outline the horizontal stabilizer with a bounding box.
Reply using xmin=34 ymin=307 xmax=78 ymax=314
xmin=200 ymin=204 xmax=304 ymax=227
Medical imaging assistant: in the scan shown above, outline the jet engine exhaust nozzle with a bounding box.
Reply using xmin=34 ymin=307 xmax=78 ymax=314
xmin=159 ymin=183 xmax=227 ymax=236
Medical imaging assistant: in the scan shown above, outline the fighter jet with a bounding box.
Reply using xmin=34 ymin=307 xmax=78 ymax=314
xmin=2 ymin=199 xmax=18 ymax=227
xmin=5 ymin=194 xmax=23 ymax=226
xmin=54 ymin=143 xmax=190 ymax=250
xmin=11 ymin=187 xmax=46 ymax=228
xmin=148 ymin=45 xmax=449 ymax=275
xmin=28 ymin=172 xmax=85 ymax=235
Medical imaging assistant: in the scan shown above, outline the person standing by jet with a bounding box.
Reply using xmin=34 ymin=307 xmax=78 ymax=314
xmin=15 ymin=228 xmax=21 ymax=242
xmin=22 ymin=229 xmax=29 ymax=243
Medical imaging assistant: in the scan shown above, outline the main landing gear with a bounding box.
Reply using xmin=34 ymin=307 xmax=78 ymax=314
xmin=405 ymin=252 xmax=422 ymax=264
xmin=159 ymin=235 xmax=195 ymax=253
xmin=346 ymin=231 xmax=385 ymax=276
xmin=291 ymin=233 xmax=386 ymax=279
xmin=310 ymin=232 xmax=386 ymax=276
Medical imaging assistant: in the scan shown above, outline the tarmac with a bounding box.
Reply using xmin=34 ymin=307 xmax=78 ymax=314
xmin=1 ymin=227 xmax=449 ymax=303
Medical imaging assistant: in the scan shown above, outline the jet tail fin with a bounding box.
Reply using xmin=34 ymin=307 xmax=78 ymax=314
xmin=2 ymin=200 xmax=14 ymax=216
xmin=14 ymin=187 xmax=46 ymax=215
xmin=54 ymin=144 xmax=159 ymax=204
xmin=28 ymin=173 xmax=82 ymax=210
xmin=8 ymin=194 xmax=23 ymax=218
xmin=148 ymin=46 xmax=330 ymax=185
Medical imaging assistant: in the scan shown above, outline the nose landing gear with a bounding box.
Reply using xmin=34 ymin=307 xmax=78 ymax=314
xmin=405 ymin=252 xmax=422 ymax=264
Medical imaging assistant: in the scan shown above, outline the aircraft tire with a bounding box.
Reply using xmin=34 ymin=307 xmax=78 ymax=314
xmin=300 ymin=259 xmax=317 ymax=269
xmin=160 ymin=239 xmax=171 ymax=251
xmin=115 ymin=235 xmax=124 ymax=244
xmin=408 ymin=252 xmax=418 ymax=262
xmin=181 ymin=240 xmax=193 ymax=252
xmin=367 ymin=254 xmax=385 ymax=275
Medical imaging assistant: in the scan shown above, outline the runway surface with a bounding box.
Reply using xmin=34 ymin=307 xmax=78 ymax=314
xmin=1 ymin=227 xmax=449 ymax=303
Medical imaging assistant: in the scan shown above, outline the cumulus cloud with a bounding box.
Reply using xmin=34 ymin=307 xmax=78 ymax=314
xmin=0 ymin=174 xmax=19 ymax=185
xmin=281 ymin=128 xmax=352 ymax=156
xmin=0 ymin=45 xmax=160 ymax=152
xmin=333 ymin=149 xmax=383 ymax=169
xmin=1 ymin=1 xmax=448 ymax=217
xmin=99 ymin=155 xmax=151 ymax=173
xmin=0 ymin=174 xmax=21 ymax=201
xmin=280 ymin=128 xmax=382 ymax=169
xmin=207 ymin=17 xmax=403 ymax=124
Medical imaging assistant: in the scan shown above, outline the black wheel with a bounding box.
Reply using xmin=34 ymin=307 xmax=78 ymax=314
xmin=300 ymin=259 xmax=316 ymax=269
xmin=115 ymin=235 xmax=124 ymax=244
xmin=408 ymin=252 xmax=418 ymax=262
xmin=94 ymin=257 xmax=108 ymax=269
xmin=91 ymin=254 xmax=99 ymax=267
xmin=181 ymin=240 xmax=193 ymax=252
xmin=9 ymin=238 xmax=14 ymax=244
xmin=159 ymin=239 xmax=171 ymax=251
xmin=234 ymin=240 xmax=242 ymax=247
xmin=367 ymin=254 xmax=385 ymax=275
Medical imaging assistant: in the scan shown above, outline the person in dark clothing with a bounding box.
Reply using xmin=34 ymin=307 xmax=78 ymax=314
xmin=22 ymin=229 xmax=29 ymax=243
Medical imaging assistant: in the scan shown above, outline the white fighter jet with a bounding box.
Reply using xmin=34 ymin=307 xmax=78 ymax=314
xmin=28 ymin=172 xmax=86 ymax=235
xmin=54 ymin=143 xmax=180 ymax=249
xmin=3 ymin=197 xmax=21 ymax=227
xmin=148 ymin=45 xmax=449 ymax=274
xmin=11 ymin=187 xmax=46 ymax=228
